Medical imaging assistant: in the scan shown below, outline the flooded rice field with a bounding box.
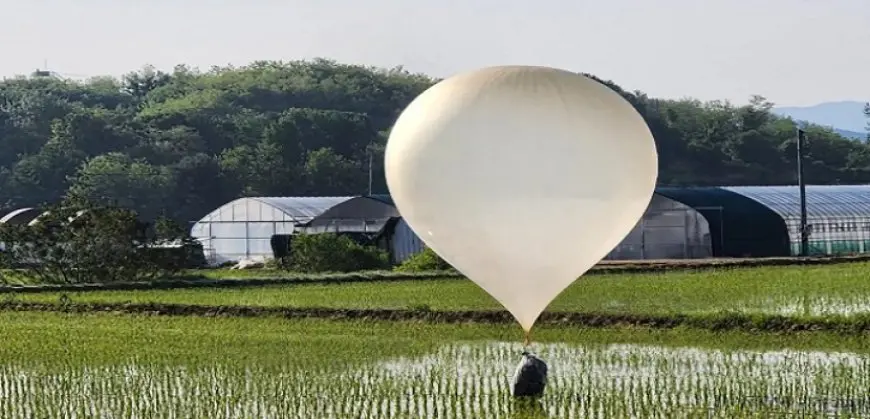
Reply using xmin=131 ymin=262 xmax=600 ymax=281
xmin=1 ymin=341 xmax=869 ymax=418
xmin=735 ymin=295 xmax=870 ymax=317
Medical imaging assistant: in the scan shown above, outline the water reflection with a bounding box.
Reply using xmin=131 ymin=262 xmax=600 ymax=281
xmin=0 ymin=342 xmax=868 ymax=418
xmin=734 ymin=296 xmax=870 ymax=317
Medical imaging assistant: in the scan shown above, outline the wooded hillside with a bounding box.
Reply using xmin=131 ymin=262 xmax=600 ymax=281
xmin=0 ymin=58 xmax=866 ymax=222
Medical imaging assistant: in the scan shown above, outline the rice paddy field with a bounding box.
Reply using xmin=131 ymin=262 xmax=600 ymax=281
xmin=4 ymin=262 xmax=870 ymax=418
xmin=11 ymin=262 xmax=870 ymax=318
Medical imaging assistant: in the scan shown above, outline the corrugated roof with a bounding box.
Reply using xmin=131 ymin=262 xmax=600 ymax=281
xmin=252 ymin=196 xmax=354 ymax=222
xmin=722 ymin=185 xmax=870 ymax=219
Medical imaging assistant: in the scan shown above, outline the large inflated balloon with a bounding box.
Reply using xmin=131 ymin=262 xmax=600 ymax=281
xmin=385 ymin=66 xmax=658 ymax=333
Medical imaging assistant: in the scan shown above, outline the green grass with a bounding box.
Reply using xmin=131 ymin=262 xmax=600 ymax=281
xmin=0 ymin=268 xmax=455 ymax=287
xmin=14 ymin=262 xmax=870 ymax=317
xmin=193 ymin=268 xmax=441 ymax=280
xmin=0 ymin=270 xmax=39 ymax=285
xmin=6 ymin=263 xmax=870 ymax=417
xmin=1 ymin=311 xmax=868 ymax=366
xmin=1 ymin=312 xmax=870 ymax=418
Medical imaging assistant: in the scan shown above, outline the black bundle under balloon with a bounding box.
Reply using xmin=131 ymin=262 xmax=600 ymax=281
xmin=512 ymin=351 xmax=548 ymax=398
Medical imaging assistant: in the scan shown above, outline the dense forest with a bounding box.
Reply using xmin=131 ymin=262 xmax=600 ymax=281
xmin=0 ymin=58 xmax=867 ymax=224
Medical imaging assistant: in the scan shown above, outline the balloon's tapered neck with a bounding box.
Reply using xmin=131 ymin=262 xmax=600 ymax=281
xmin=523 ymin=330 xmax=532 ymax=347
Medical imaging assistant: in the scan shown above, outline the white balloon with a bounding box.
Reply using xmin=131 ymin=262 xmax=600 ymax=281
xmin=385 ymin=66 xmax=658 ymax=333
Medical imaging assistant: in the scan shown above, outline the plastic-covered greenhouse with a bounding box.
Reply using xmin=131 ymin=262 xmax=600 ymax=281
xmin=723 ymin=185 xmax=870 ymax=256
xmin=189 ymin=195 xmax=425 ymax=266
xmin=656 ymin=185 xmax=870 ymax=257
xmin=190 ymin=197 xmax=353 ymax=265
xmin=603 ymin=193 xmax=713 ymax=260
xmin=190 ymin=185 xmax=870 ymax=265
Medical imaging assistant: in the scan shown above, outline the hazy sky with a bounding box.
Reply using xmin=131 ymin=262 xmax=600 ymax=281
xmin=2 ymin=0 xmax=867 ymax=106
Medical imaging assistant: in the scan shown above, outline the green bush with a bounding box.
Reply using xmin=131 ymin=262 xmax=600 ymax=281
xmin=0 ymin=203 xmax=195 ymax=284
xmin=141 ymin=241 xmax=207 ymax=269
xmin=396 ymin=247 xmax=455 ymax=272
xmin=290 ymin=233 xmax=390 ymax=273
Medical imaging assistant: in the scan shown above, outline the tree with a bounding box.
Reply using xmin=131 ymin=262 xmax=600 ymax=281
xmin=0 ymin=58 xmax=867 ymax=224
xmin=288 ymin=233 xmax=389 ymax=273
xmin=122 ymin=65 xmax=172 ymax=99
xmin=218 ymin=140 xmax=293 ymax=197
xmin=67 ymin=153 xmax=173 ymax=221
xmin=6 ymin=119 xmax=88 ymax=206
xmin=302 ymin=147 xmax=367 ymax=195
xmin=0 ymin=203 xmax=194 ymax=284
xmin=865 ymin=102 xmax=869 ymax=141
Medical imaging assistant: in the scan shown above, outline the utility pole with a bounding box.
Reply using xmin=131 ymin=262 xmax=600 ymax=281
xmin=796 ymin=128 xmax=809 ymax=256
xmin=367 ymin=147 xmax=373 ymax=196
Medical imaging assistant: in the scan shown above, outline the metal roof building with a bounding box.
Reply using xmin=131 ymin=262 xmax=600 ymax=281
xmin=190 ymin=196 xmax=354 ymax=265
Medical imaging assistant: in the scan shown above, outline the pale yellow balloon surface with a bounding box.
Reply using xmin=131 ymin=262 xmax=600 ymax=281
xmin=385 ymin=66 xmax=658 ymax=332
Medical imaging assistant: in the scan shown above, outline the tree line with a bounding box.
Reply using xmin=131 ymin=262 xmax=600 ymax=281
xmin=0 ymin=58 xmax=867 ymax=224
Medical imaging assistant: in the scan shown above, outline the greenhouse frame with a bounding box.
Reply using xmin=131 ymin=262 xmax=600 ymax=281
xmin=190 ymin=185 xmax=870 ymax=266
xmin=657 ymin=185 xmax=870 ymax=257
xmin=723 ymin=185 xmax=870 ymax=256
xmin=190 ymin=195 xmax=426 ymax=266
xmin=0 ymin=208 xmax=41 ymax=226
xmin=190 ymin=196 xmax=354 ymax=265
xmin=603 ymin=194 xmax=713 ymax=260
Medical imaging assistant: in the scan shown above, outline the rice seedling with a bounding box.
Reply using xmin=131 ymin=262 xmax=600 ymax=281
xmin=12 ymin=262 xmax=870 ymax=320
xmin=0 ymin=312 xmax=869 ymax=418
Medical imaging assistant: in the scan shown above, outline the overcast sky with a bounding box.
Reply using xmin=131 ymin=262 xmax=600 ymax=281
xmin=2 ymin=0 xmax=867 ymax=106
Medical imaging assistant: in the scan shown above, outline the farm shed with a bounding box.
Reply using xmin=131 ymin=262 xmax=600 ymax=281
xmin=190 ymin=196 xmax=353 ymax=265
xmin=301 ymin=194 xmax=426 ymax=263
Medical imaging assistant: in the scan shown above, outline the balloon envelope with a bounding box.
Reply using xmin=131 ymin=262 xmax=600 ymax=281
xmin=385 ymin=66 xmax=658 ymax=332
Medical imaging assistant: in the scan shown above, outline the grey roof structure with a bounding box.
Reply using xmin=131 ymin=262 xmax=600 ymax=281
xmin=301 ymin=195 xmax=401 ymax=233
xmin=252 ymin=196 xmax=354 ymax=223
xmin=0 ymin=208 xmax=39 ymax=225
xmin=366 ymin=194 xmax=395 ymax=206
xmin=723 ymin=185 xmax=870 ymax=219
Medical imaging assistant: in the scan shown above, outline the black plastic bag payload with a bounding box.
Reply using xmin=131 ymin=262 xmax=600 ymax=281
xmin=511 ymin=351 xmax=548 ymax=397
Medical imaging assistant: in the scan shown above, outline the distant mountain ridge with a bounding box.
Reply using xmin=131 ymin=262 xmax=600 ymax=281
xmin=832 ymin=127 xmax=866 ymax=140
xmin=773 ymin=101 xmax=867 ymax=139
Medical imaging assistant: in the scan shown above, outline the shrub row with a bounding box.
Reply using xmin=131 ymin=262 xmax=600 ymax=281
xmin=3 ymin=301 xmax=870 ymax=334
xmin=282 ymin=233 xmax=391 ymax=272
